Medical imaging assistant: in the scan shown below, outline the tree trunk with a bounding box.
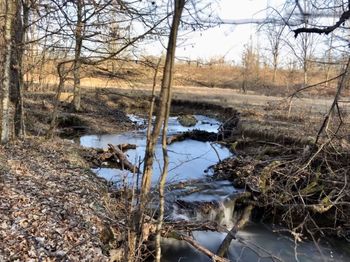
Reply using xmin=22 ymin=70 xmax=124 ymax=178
xmin=38 ymin=22 xmax=49 ymax=91
xmin=11 ymin=0 xmax=26 ymax=138
xmin=140 ymin=0 xmax=185 ymax=206
xmin=1 ymin=0 xmax=16 ymax=144
xmin=46 ymin=63 xmax=67 ymax=139
xmin=303 ymin=60 xmax=308 ymax=87
xmin=155 ymin=57 xmax=172 ymax=262
xmin=325 ymin=35 xmax=334 ymax=88
xmin=73 ymin=0 xmax=83 ymax=112
xmin=155 ymin=89 xmax=171 ymax=262
xmin=272 ymin=48 xmax=278 ymax=84
xmin=138 ymin=1 xmax=185 ymax=260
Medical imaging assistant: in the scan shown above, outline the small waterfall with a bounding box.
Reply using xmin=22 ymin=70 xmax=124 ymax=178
xmin=170 ymin=186 xmax=240 ymax=228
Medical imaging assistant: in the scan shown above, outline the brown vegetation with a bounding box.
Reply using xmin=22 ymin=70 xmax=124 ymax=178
xmin=24 ymin=58 xmax=345 ymax=99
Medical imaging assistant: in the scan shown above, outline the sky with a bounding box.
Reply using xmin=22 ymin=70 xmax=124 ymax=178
xmin=144 ymin=0 xmax=285 ymax=63
xmin=176 ymin=0 xmax=271 ymax=62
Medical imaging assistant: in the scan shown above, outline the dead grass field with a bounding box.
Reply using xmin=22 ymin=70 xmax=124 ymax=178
xmin=28 ymin=59 xmax=346 ymax=97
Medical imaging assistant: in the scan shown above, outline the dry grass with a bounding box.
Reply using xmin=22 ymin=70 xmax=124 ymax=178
xmin=24 ymin=58 xmax=348 ymax=99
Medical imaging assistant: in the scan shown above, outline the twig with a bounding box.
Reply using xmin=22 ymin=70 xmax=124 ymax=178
xmin=210 ymin=142 xmax=222 ymax=162
xmin=169 ymin=231 xmax=230 ymax=262
xmin=315 ymin=57 xmax=350 ymax=144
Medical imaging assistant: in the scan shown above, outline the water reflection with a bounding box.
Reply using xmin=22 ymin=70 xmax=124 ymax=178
xmin=80 ymin=115 xmax=230 ymax=185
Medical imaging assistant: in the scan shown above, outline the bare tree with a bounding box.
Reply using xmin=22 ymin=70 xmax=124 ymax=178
xmin=241 ymin=38 xmax=260 ymax=93
xmin=291 ymin=0 xmax=350 ymax=140
xmin=11 ymin=0 xmax=29 ymax=138
xmin=0 ymin=0 xmax=26 ymax=142
xmin=1 ymin=0 xmax=16 ymax=143
xmin=53 ymin=0 xmax=108 ymax=111
xmin=261 ymin=1 xmax=295 ymax=84
xmin=293 ymin=0 xmax=350 ymax=37
xmin=139 ymin=0 xmax=215 ymax=207
xmin=266 ymin=22 xmax=285 ymax=83
xmin=153 ymin=3 xmax=185 ymax=260
xmin=72 ymin=0 xmax=83 ymax=112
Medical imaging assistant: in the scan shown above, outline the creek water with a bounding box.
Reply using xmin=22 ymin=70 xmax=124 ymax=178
xmin=80 ymin=115 xmax=230 ymax=185
xmin=79 ymin=114 xmax=350 ymax=262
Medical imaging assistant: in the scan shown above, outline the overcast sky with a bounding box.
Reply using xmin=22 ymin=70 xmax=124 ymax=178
xmin=144 ymin=0 xmax=286 ymax=63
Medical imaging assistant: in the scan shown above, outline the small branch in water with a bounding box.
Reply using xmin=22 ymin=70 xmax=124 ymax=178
xmin=107 ymin=144 xmax=139 ymax=173
xmin=166 ymin=231 xmax=230 ymax=262
xmin=117 ymin=143 xmax=137 ymax=152
xmin=210 ymin=142 xmax=221 ymax=162
xmin=217 ymin=204 xmax=253 ymax=257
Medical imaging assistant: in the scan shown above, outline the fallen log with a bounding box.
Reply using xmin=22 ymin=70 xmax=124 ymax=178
xmin=96 ymin=143 xmax=136 ymax=155
xmin=107 ymin=144 xmax=139 ymax=173
xmin=85 ymin=143 xmax=138 ymax=171
xmin=166 ymin=231 xmax=229 ymax=262
xmin=217 ymin=204 xmax=253 ymax=257
xmin=98 ymin=151 xmax=114 ymax=162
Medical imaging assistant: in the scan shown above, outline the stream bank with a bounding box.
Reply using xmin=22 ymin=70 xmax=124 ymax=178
xmin=1 ymin=89 xmax=348 ymax=261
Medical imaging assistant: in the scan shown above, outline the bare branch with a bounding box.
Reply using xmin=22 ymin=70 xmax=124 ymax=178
xmin=294 ymin=9 xmax=350 ymax=37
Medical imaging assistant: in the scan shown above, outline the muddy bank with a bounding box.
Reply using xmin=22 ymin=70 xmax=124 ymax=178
xmin=24 ymin=88 xmax=337 ymax=142
xmin=24 ymin=90 xmax=140 ymax=137
xmin=24 ymin=89 xmax=240 ymax=139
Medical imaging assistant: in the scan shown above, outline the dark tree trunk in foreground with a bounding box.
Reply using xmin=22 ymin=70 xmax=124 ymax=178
xmin=11 ymin=0 xmax=26 ymax=138
xmin=141 ymin=0 xmax=185 ymax=205
xmin=1 ymin=0 xmax=26 ymax=143
xmin=134 ymin=0 xmax=185 ymax=260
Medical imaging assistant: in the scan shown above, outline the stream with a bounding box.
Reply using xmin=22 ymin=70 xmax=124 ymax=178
xmin=79 ymin=114 xmax=350 ymax=262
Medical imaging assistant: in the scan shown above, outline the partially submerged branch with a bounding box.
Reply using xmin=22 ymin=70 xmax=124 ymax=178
xmin=166 ymin=231 xmax=230 ymax=262
xmin=107 ymin=144 xmax=139 ymax=173
xmin=217 ymin=204 xmax=253 ymax=257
